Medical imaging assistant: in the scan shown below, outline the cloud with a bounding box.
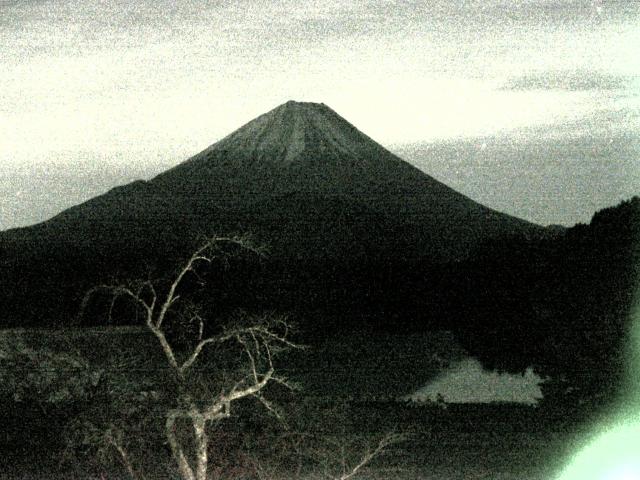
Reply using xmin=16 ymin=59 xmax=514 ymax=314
xmin=480 ymin=0 xmax=640 ymax=26
xmin=501 ymin=70 xmax=633 ymax=91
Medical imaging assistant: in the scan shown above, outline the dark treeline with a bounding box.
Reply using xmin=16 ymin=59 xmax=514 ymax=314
xmin=452 ymin=196 xmax=639 ymax=404
xmin=216 ymin=196 xmax=639 ymax=405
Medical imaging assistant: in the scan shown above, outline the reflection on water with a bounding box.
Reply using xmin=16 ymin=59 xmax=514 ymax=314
xmin=409 ymin=357 xmax=544 ymax=405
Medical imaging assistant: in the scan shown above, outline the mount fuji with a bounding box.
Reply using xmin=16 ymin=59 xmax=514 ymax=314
xmin=0 ymin=101 xmax=542 ymax=326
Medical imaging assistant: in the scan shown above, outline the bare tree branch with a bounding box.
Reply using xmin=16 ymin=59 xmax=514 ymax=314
xmin=105 ymin=427 xmax=142 ymax=480
xmin=79 ymin=285 xmax=153 ymax=323
xmin=178 ymin=336 xmax=223 ymax=374
xmin=149 ymin=325 xmax=180 ymax=373
xmin=335 ymin=431 xmax=405 ymax=480
xmin=78 ymin=235 xmax=298 ymax=480
xmin=252 ymin=391 xmax=284 ymax=421
xmin=237 ymin=333 xmax=259 ymax=383
xmin=224 ymin=368 xmax=275 ymax=404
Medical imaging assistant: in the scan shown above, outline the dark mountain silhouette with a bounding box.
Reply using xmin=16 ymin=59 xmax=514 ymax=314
xmin=153 ymin=101 xmax=540 ymax=259
xmin=0 ymin=101 xmax=543 ymax=326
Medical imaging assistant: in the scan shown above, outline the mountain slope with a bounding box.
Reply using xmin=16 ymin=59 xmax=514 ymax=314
xmin=148 ymin=100 xmax=539 ymax=259
xmin=0 ymin=101 xmax=542 ymax=326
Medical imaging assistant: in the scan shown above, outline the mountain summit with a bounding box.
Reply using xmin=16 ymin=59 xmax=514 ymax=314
xmin=5 ymin=100 xmax=540 ymax=254
xmin=154 ymin=100 xmax=433 ymax=197
xmin=149 ymin=101 xmax=539 ymax=257
xmin=0 ymin=101 xmax=542 ymax=325
xmin=200 ymin=101 xmax=380 ymax=165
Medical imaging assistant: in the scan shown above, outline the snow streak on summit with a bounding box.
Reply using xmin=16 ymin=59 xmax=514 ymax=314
xmin=205 ymin=101 xmax=379 ymax=165
xmin=154 ymin=100 xmax=427 ymax=196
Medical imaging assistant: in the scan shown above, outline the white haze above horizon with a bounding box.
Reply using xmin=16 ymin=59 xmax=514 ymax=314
xmin=1 ymin=0 xmax=639 ymax=229
xmin=409 ymin=358 xmax=544 ymax=405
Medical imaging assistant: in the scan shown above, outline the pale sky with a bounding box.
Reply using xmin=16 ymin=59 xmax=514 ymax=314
xmin=1 ymin=0 xmax=639 ymax=229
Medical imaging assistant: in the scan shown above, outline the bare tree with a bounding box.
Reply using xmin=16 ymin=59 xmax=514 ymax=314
xmin=247 ymin=398 xmax=409 ymax=480
xmin=80 ymin=236 xmax=301 ymax=480
xmin=323 ymin=431 xmax=407 ymax=480
xmin=250 ymin=429 xmax=408 ymax=480
xmin=63 ymin=417 xmax=144 ymax=480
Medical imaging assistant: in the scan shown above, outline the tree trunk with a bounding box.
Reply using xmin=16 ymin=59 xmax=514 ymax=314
xmin=166 ymin=411 xmax=196 ymax=480
xmin=193 ymin=415 xmax=208 ymax=480
xmin=110 ymin=438 xmax=139 ymax=480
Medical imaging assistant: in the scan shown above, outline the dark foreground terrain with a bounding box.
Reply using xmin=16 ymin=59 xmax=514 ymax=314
xmin=1 ymin=397 xmax=597 ymax=480
xmin=0 ymin=327 xmax=608 ymax=480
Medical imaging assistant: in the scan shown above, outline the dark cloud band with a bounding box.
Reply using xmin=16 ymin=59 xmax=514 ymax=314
xmin=501 ymin=70 xmax=631 ymax=91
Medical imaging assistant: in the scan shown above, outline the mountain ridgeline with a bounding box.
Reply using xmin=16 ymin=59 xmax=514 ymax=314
xmin=0 ymin=101 xmax=538 ymax=326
